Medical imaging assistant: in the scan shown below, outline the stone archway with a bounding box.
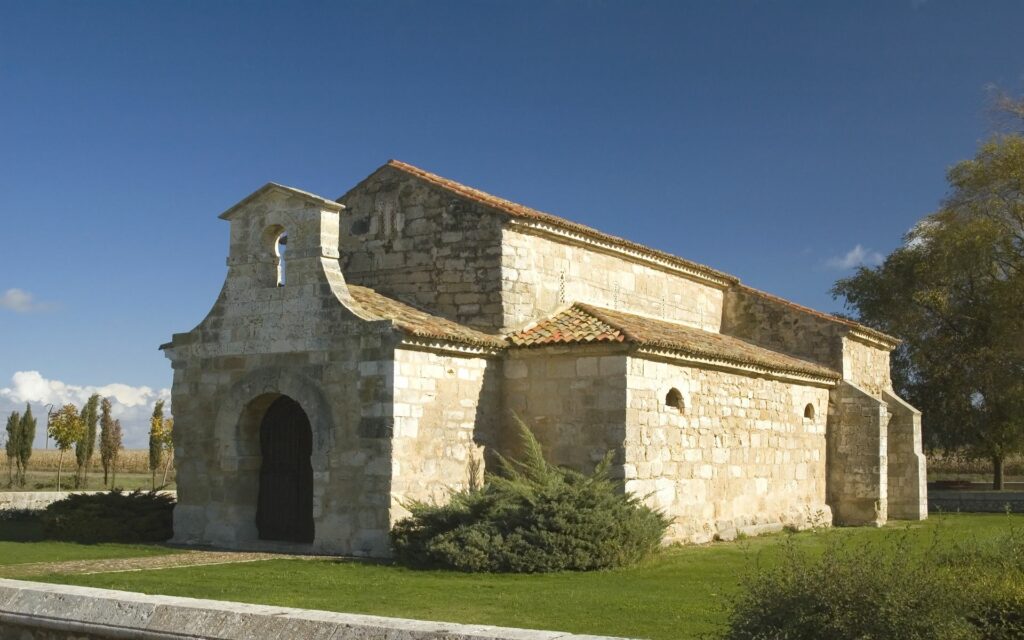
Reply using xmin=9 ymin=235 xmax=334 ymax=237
xmin=207 ymin=368 xmax=335 ymax=547
xmin=255 ymin=395 xmax=314 ymax=543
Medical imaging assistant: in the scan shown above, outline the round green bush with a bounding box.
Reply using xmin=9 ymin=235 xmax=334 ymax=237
xmin=391 ymin=422 xmax=669 ymax=573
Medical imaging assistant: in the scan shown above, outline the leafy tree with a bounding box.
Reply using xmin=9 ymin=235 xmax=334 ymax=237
xmin=99 ymin=397 xmax=116 ymax=486
xmin=74 ymin=394 xmax=100 ymax=488
xmin=833 ymin=100 xmax=1024 ymax=488
xmin=160 ymin=416 xmax=174 ymax=487
xmin=17 ymin=403 xmax=36 ymax=486
xmin=149 ymin=400 xmax=166 ymax=489
xmin=48 ymin=404 xmax=84 ymax=491
xmin=5 ymin=410 xmax=20 ymax=487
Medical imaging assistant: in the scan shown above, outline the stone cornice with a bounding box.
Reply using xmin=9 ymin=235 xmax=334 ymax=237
xmin=397 ymin=337 xmax=505 ymax=358
xmin=634 ymin=346 xmax=840 ymax=388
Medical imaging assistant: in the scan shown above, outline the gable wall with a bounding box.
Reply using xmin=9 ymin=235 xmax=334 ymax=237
xmin=501 ymin=227 xmax=726 ymax=333
xmin=338 ymin=167 xmax=505 ymax=331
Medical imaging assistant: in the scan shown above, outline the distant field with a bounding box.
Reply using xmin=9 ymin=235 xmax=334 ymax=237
xmin=1 ymin=449 xmax=174 ymax=491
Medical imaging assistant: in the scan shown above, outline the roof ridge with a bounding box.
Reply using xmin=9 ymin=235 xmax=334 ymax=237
xmin=382 ymin=159 xmax=737 ymax=285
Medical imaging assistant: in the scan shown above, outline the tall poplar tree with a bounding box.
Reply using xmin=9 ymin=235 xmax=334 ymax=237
xmin=149 ymin=400 xmax=166 ymax=490
xmin=17 ymin=404 xmax=36 ymax=486
xmin=74 ymin=394 xmax=100 ymax=488
xmin=4 ymin=411 xmax=19 ymax=487
xmin=99 ymin=397 xmax=116 ymax=486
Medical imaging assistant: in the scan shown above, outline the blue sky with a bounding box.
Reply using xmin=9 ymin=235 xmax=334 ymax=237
xmin=2 ymin=1 xmax=1022 ymax=444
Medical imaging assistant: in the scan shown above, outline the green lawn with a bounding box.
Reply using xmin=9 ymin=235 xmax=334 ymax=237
xmin=0 ymin=517 xmax=179 ymax=566
xmin=33 ymin=514 xmax=1021 ymax=640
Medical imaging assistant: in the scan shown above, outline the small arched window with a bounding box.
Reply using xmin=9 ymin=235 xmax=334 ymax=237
xmin=275 ymin=231 xmax=288 ymax=286
xmin=665 ymin=388 xmax=685 ymax=412
xmin=804 ymin=403 xmax=815 ymax=420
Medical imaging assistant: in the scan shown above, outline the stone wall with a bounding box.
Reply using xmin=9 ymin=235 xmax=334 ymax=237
xmin=883 ymin=390 xmax=928 ymax=520
xmin=625 ymin=356 xmax=832 ymax=543
xmin=500 ymin=227 xmax=726 ymax=333
xmin=842 ymin=335 xmax=892 ymax=396
xmin=502 ymin=346 xmax=628 ymax=473
xmin=0 ymin=491 xmax=175 ymax=512
xmin=828 ymin=381 xmax=888 ymax=525
xmin=338 ymin=165 xmax=506 ymax=331
xmin=390 ymin=347 xmax=501 ymax=520
xmin=720 ymin=285 xmax=846 ymax=370
xmin=165 ymin=186 xmax=402 ymax=557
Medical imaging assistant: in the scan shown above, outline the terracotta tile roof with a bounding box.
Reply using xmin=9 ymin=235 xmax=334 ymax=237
xmin=347 ymin=285 xmax=505 ymax=349
xmin=510 ymin=304 xmax=840 ymax=380
xmin=382 ymin=160 xmax=738 ymax=285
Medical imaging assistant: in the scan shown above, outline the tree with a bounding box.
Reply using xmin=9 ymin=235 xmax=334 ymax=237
xmin=17 ymin=403 xmax=36 ymax=487
xmin=160 ymin=416 xmax=174 ymax=487
xmin=48 ymin=404 xmax=84 ymax=491
xmin=109 ymin=418 xmax=123 ymax=487
xmin=833 ymin=101 xmax=1024 ymax=489
xmin=149 ymin=400 xmax=166 ymax=490
xmin=99 ymin=397 xmax=116 ymax=486
xmin=5 ymin=410 xmax=20 ymax=487
xmin=74 ymin=394 xmax=100 ymax=488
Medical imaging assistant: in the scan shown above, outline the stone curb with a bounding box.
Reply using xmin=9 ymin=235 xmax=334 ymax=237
xmin=0 ymin=579 xmax=635 ymax=640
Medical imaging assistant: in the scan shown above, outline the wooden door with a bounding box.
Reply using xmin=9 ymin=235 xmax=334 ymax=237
xmin=255 ymin=396 xmax=314 ymax=543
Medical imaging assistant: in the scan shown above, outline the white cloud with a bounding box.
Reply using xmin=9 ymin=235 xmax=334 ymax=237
xmin=0 ymin=288 xmax=53 ymax=313
xmin=0 ymin=371 xmax=170 ymax=449
xmin=826 ymin=244 xmax=884 ymax=270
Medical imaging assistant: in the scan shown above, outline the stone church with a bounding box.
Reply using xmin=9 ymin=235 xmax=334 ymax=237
xmin=163 ymin=159 xmax=927 ymax=556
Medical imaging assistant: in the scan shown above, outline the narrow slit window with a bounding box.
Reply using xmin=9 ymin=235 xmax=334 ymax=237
xmin=276 ymin=232 xmax=288 ymax=286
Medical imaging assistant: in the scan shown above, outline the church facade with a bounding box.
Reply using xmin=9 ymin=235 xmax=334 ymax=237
xmin=162 ymin=160 xmax=927 ymax=555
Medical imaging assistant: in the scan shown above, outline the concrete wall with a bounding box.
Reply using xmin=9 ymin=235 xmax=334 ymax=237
xmin=625 ymin=356 xmax=832 ymax=543
xmin=338 ymin=165 xmax=506 ymax=331
xmin=0 ymin=579 xmax=630 ymax=640
xmin=390 ymin=347 xmax=501 ymax=520
xmin=500 ymin=227 xmax=726 ymax=333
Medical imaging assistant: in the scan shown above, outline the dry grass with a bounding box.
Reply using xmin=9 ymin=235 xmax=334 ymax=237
xmin=2 ymin=449 xmax=153 ymax=474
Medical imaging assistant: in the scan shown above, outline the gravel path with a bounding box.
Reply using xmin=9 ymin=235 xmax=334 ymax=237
xmin=0 ymin=549 xmax=318 ymax=579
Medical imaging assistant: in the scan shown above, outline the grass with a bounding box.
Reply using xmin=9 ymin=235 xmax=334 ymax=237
xmin=30 ymin=514 xmax=1022 ymax=640
xmin=0 ymin=516 xmax=178 ymax=566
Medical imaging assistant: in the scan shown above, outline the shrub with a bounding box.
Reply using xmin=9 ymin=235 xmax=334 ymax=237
xmin=723 ymin=532 xmax=976 ymax=640
xmin=40 ymin=489 xmax=174 ymax=543
xmin=723 ymin=525 xmax=1024 ymax=640
xmin=391 ymin=421 xmax=668 ymax=572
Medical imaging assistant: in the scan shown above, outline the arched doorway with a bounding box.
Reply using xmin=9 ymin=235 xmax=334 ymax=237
xmin=255 ymin=395 xmax=314 ymax=543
